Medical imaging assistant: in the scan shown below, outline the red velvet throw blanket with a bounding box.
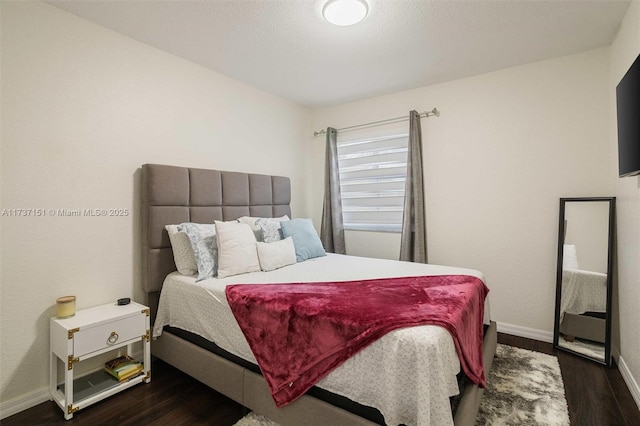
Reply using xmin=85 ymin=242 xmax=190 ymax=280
xmin=225 ymin=275 xmax=488 ymax=407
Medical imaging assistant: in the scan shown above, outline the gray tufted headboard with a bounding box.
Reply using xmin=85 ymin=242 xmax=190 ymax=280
xmin=141 ymin=164 xmax=291 ymax=315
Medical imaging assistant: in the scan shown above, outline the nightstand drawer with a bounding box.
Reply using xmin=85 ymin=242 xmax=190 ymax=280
xmin=73 ymin=314 xmax=146 ymax=357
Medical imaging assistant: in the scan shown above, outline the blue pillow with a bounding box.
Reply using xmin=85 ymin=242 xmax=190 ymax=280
xmin=280 ymin=218 xmax=326 ymax=262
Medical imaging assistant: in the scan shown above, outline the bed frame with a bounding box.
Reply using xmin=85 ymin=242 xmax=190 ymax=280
xmin=560 ymin=313 xmax=606 ymax=343
xmin=141 ymin=163 xmax=497 ymax=426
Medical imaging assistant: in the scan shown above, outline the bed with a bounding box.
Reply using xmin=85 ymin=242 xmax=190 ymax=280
xmin=558 ymin=244 xmax=607 ymax=344
xmin=141 ymin=163 xmax=497 ymax=426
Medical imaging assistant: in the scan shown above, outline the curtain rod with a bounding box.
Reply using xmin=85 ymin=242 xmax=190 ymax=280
xmin=313 ymin=108 xmax=440 ymax=137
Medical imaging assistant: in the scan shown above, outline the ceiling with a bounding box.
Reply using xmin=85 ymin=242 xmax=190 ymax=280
xmin=47 ymin=0 xmax=631 ymax=108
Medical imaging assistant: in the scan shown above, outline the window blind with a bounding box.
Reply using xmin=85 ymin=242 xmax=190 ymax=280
xmin=337 ymin=133 xmax=408 ymax=232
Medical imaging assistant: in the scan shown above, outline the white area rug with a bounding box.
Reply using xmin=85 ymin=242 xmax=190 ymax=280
xmin=477 ymin=344 xmax=570 ymax=425
xmin=234 ymin=344 xmax=570 ymax=426
xmin=234 ymin=413 xmax=279 ymax=426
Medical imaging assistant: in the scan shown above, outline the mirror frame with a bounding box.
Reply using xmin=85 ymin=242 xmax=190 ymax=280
xmin=553 ymin=197 xmax=616 ymax=366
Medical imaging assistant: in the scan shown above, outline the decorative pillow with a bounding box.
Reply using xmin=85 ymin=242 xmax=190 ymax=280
xmin=256 ymin=237 xmax=297 ymax=272
xmin=257 ymin=215 xmax=290 ymax=243
xmin=165 ymin=225 xmax=198 ymax=276
xmin=237 ymin=216 xmax=262 ymax=231
xmin=237 ymin=216 xmax=265 ymax=241
xmin=280 ymin=218 xmax=326 ymax=262
xmin=563 ymin=244 xmax=579 ymax=270
xmin=215 ymin=221 xmax=261 ymax=278
xmin=238 ymin=216 xmax=262 ymax=231
xmin=178 ymin=223 xmax=218 ymax=281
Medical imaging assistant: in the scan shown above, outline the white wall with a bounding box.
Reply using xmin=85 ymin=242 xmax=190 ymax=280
xmin=564 ymin=201 xmax=610 ymax=274
xmin=0 ymin=1 xmax=310 ymax=407
xmin=310 ymin=48 xmax=613 ymax=337
xmin=609 ymin=0 xmax=640 ymax=408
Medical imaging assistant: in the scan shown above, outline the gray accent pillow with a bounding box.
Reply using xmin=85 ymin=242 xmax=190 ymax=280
xmin=165 ymin=225 xmax=198 ymax=276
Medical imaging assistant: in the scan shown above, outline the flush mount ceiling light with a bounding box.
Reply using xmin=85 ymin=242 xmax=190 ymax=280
xmin=323 ymin=0 xmax=369 ymax=26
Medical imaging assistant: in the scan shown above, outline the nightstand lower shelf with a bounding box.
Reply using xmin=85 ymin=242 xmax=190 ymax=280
xmin=52 ymin=369 xmax=148 ymax=418
xmin=58 ymin=370 xmax=120 ymax=401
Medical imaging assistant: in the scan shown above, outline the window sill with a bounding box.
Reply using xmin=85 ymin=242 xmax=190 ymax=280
xmin=344 ymin=227 xmax=401 ymax=234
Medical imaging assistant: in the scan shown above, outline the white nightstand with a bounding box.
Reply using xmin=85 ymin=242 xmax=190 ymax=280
xmin=49 ymin=301 xmax=151 ymax=419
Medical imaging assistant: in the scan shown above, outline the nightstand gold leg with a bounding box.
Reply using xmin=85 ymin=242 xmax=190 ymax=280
xmin=64 ymin=359 xmax=74 ymax=419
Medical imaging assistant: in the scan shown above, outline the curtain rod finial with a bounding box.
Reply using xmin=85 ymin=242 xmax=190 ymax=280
xmin=431 ymin=108 xmax=440 ymax=117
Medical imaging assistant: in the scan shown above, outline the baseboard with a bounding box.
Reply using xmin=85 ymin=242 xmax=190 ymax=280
xmin=618 ymin=355 xmax=640 ymax=411
xmin=496 ymin=322 xmax=553 ymax=343
xmin=0 ymin=388 xmax=50 ymax=420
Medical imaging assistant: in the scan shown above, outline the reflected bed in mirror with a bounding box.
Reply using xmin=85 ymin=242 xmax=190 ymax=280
xmin=553 ymin=197 xmax=615 ymax=366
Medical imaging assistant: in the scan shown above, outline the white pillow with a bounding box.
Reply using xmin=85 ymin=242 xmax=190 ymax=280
xmin=256 ymin=237 xmax=297 ymax=272
xmin=165 ymin=225 xmax=198 ymax=276
xmin=563 ymin=244 xmax=579 ymax=269
xmin=215 ymin=221 xmax=261 ymax=278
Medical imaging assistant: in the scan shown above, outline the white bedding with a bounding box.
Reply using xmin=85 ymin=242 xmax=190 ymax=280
xmin=560 ymin=268 xmax=607 ymax=320
xmin=153 ymin=253 xmax=490 ymax=426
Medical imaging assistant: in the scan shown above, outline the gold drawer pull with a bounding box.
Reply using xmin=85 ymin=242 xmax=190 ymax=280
xmin=107 ymin=331 xmax=119 ymax=344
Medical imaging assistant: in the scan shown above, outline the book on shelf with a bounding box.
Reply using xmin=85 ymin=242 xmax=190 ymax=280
xmin=104 ymin=355 xmax=143 ymax=382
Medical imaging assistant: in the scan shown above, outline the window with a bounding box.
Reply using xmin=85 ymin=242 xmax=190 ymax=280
xmin=337 ymin=133 xmax=408 ymax=232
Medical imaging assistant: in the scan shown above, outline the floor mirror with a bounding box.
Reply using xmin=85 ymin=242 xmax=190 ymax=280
xmin=553 ymin=197 xmax=615 ymax=366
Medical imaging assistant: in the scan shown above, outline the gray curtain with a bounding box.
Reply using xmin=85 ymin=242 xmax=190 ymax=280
xmin=320 ymin=127 xmax=346 ymax=254
xmin=400 ymin=110 xmax=427 ymax=263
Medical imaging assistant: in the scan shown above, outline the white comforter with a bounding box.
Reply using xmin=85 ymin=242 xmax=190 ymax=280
xmin=153 ymin=253 xmax=490 ymax=426
xmin=560 ymin=268 xmax=607 ymax=320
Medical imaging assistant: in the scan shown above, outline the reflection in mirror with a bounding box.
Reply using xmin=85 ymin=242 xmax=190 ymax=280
xmin=553 ymin=197 xmax=615 ymax=366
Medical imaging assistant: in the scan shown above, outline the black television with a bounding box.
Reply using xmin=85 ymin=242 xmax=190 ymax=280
xmin=616 ymin=53 xmax=640 ymax=177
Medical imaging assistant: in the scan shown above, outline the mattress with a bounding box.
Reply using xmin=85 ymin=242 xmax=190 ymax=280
xmin=152 ymin=253 xmax=491 ymax=426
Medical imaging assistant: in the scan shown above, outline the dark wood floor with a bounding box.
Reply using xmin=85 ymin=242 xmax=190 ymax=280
xmin=498 ymin=334 xmax=639 ymax=426
xmin=3 ymin=333 xmax=639 ymax=425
